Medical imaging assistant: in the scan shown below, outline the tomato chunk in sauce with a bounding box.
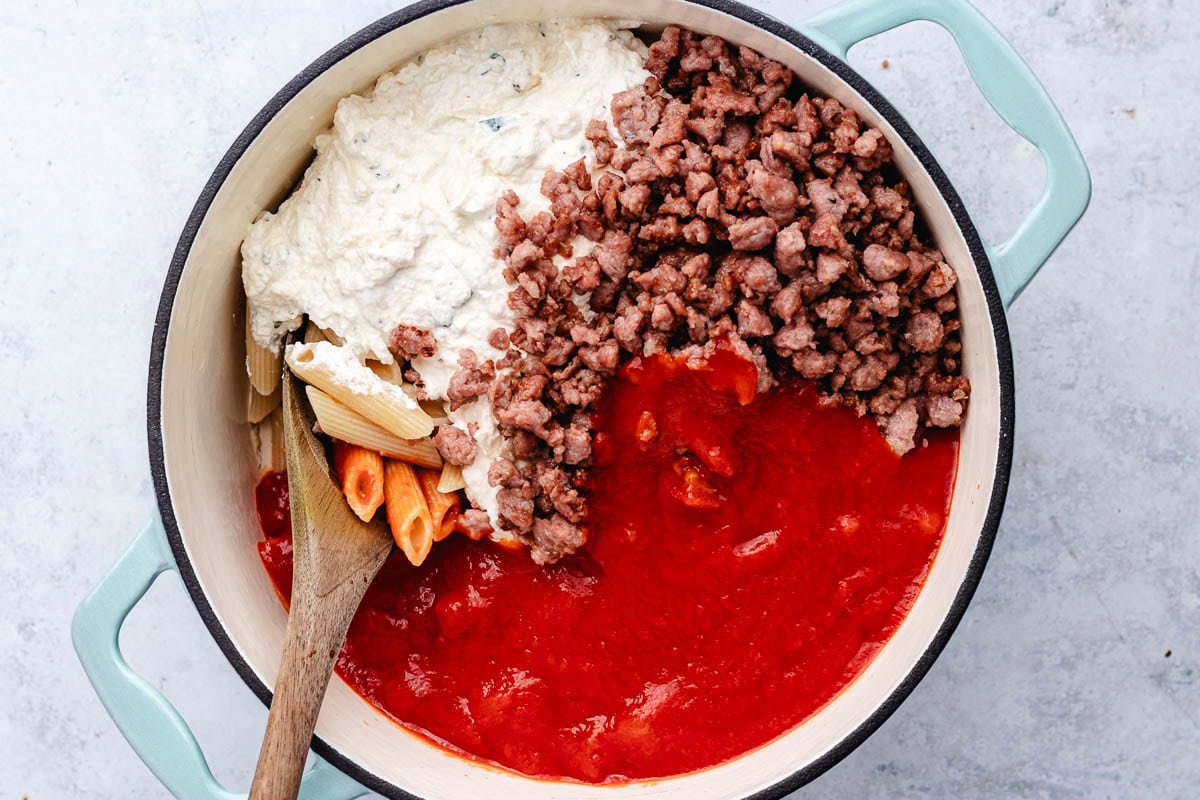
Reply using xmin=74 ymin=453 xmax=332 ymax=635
xmin=257 ymin=350 xmax=958 ymax=782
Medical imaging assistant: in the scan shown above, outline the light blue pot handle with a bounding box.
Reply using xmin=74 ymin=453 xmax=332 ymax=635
xmin=801 ymin=0 xmax=1091 ymax=307
xmin=71 ymin=515 xmax=368 ymax=800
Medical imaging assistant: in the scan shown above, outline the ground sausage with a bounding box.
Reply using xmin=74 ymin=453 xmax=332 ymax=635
xmin=433 ymin=425 xmax=477 ymax=466
xmin=474 ymin=27 xmax=970 ymax=561
xmin=388 ymin=324 xmax=437 ymax=359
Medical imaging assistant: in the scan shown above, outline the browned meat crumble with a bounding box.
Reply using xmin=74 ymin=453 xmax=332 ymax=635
xmin=433 ymin=424 xmax=477 ymax=466
xmin=434 ymin=26 xmax=969 ymax=562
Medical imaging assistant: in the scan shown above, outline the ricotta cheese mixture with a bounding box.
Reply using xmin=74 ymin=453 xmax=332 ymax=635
xmin=242 ymin=20 xmax=650 ymax=521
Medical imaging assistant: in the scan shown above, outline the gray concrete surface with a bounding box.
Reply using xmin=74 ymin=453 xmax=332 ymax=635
xmin=2 ymin=1 xmax=1196 ymax=797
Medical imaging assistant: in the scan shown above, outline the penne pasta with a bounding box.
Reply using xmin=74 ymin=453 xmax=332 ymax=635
xmin=368 ymin=360 xmax=407 ymax=385
xmin=247 ymin=382 xmax=281 ymax=424
xmin=384 ymin=459 xmax=434 ymax=566
xmin=287 ymin=341 xmax=434 ymax=439
xmin=302 ymin=321 xmax=344 ymax=346
xmin=267 ymin=406 xmax=287 ymax=473
xmin=437 ymin=463 xmax=466 ymax=493
xmin=306 ymin=386 xmax=442 ymax=469
xmin=245 ymin=312 xmax=283 ymax=396
xmin=333 ymin=443 xmax=385 ymax=522
xmin=417 ymin=468 xmax=461 ymax=541
xmin=301 ymin=320 xmax=345 ymax=346
xmin=368 ymin=361 xmax=449 ymax=423
xmin=302 ymin=321 xmax=328 ymax=345
xmin=419 ymin=398 xmax=450 ymax=425
xmin=250 ymin=419 xmax=267 ymax=474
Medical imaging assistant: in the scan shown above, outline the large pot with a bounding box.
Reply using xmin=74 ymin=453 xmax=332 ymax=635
xmin=73 ymin=0 xmax=1090 ymax=797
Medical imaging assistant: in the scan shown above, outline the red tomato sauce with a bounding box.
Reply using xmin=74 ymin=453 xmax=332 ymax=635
xmin=257 ymin=351 xmax=958 ymax=782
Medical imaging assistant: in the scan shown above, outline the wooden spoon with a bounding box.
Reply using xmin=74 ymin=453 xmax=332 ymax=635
xmin=249 ymin=364 xmax=393 ymax=800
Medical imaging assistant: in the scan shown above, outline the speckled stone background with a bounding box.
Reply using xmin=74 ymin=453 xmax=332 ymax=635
xmin=2 ymin=1 xmax=1197 ymax=797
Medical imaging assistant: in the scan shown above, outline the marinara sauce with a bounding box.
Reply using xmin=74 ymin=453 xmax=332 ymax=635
xmin=257 ymin=350 xmax=958 ymax=781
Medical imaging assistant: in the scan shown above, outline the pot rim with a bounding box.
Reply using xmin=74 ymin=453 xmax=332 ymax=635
xmin=146 ymin=0 xmax=1014 ymax=796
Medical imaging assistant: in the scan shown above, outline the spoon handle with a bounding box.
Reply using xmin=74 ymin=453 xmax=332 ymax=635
xmin=248 ymin=568 xmax=372 ymax=800
xmin=249 ymin=364 xmax=393 ymax=800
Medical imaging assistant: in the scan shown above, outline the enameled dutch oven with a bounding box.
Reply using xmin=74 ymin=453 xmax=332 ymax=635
xmin=73 ymin=0 xmax=1090 ymax=797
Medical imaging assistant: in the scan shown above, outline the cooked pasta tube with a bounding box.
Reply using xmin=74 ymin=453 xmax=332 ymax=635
xmin=368 ymin=361 xmax=450 ymax=423
xmin=300 ymin=319 xmax=344 ymax=346
xmin=305 ymin=386 xmax=441 ymax=469
xmin=302 ymin=321 xmax=327 ymax=345
xmin=250 ymin=421 xmax=266 ymax=475
xmin=267 ymin=407 xmax=287 ymax=473
xmin=368 ymin=360 xmax=406 ymax=385
xmin=245 ymin=313 xmax=282 ymax=396
xmin=247 ymin=382 xmax=281 ymax=424
xmin=384 ymin=459 xmax=434 ymax=566
xmin=417 ymin=467 xmax=461 ymax=541
xmin=333 ymin=443 xmax=385 ymax=522
xmin=436 ymin=463 xmax=466 ymax=493
xmin=287 ymin=342 xmax=434 ymax=439
xmin=419 ymin=398 xmax=450 ymax=425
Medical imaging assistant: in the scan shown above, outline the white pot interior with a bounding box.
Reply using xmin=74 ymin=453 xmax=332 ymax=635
xmin=155 ymin=1 xmax=1003 ymax=797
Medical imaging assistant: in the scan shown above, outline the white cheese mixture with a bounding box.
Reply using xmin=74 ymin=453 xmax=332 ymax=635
xmin=287 ymin=340 xmax=421 ymax=408
xmin=242 ymin=20 xmax=649 ymax=520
